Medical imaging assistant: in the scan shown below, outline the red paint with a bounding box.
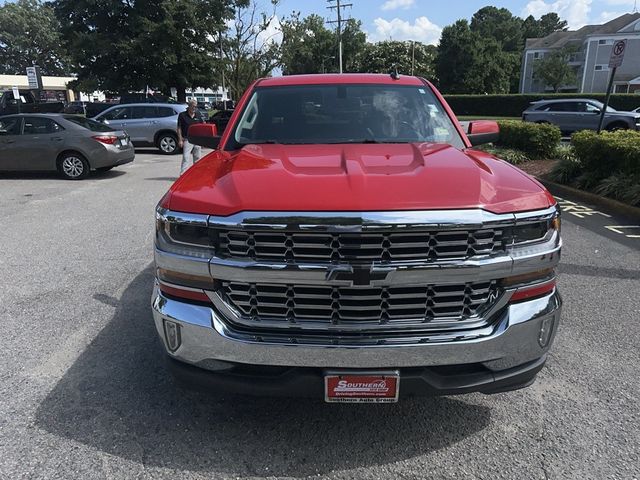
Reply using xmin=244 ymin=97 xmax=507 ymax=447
xmin=468 ymin=120 xmax=500 ymax=135
xmin=188 ymin=123 xmax=218 ymax=137
xmin=164 ymin=74 xmax=556 ymax=217
xmin=510 ymin=280 xmax=556 ymax=303
xmin=325 ymin=374 xmax=399 ymax=401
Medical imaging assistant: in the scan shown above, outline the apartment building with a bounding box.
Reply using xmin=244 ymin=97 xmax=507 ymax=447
xmin=520 ymin=13 xmax=640 ymax=94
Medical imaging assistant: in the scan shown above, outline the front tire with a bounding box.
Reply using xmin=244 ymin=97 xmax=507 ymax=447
xmin=157 ymin=133 xmax=178 ymax=155
xmin=58 ymin=153 xmax=90 ymax=180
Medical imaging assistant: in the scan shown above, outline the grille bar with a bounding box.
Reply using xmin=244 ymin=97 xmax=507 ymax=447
xmin=218 ymin=229 xmax=503 ymax=263
xmin=220 ymin=280 xmax=499 ymax=332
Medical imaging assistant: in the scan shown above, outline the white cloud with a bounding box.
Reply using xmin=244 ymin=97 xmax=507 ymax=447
xmin=603 ymin=0 xmax=635 ymax=5
xmin=369 ymin=16 xmax=442 ymax=44
xmin=257 ymin=15 xmax=282 ymax=46
xmin=380 ymin=0 xmax=415 ymax=11
xmin=522 ymin=0 xmax=592 ymax=29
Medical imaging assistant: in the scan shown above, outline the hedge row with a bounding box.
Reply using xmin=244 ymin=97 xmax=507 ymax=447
xmin=550 ymin=131 xmax=640 ymax=206
xmin=445 ymin=94 xmax=640 ymax=117
xmin=496 ymin=120 xmax=561 ymax=158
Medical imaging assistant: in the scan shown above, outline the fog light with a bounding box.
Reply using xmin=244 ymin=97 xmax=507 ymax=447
xmin=163 ymin=320 xmax=181 ymax=352
xmin=538 ymin=315 xmax=555 ymax=347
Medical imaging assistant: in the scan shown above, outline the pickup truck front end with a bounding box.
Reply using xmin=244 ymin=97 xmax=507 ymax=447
xmin=151 ymin=74 xmax=562 ymax=401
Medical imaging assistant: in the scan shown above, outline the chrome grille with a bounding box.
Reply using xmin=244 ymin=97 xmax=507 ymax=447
xmin=217 ymin=229 xmax=503 ymax=263
xmin=221 ymin=280 xmax=499 ymax=330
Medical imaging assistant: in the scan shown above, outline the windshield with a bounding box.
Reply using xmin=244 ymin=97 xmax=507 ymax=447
xmin=64 ymin=115 xmax=115 ymax=132
xmin=229 ymin=84 xmax=464 ymax=149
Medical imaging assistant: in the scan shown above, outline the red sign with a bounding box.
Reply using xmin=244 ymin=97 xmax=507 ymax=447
xmin=325 ymin=373 xmax=399 ymax=403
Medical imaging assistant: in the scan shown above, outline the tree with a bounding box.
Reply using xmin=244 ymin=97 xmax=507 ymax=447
xmin=470 ymin=6 xmax=523 ymax=52
xmin=280 ymin=13 xmax=366 ymax=75
xmin=533 ymin=48 xmax=577 ymax=92
xmin=53 ymin=0 xmax=240 ymax=100
xmin=0 ymin=0 xmax=73 ymax=75
xmin=359 ymin=41 xmax=436 ymax=79
xmin=523 ymin=13 xmax=568 ymax=39
xmin=221 ymin=0 xmax=282 ymax=100
xmin=436 ymin=20 xmax=484 ymax=93
xmin=280 ymin=13 xmax=336 ymax=74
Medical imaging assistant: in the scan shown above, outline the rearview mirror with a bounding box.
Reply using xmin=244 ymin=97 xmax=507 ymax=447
xmin=188 ymin=123 xmax=220 ymax=149
xmin=466 ymin=120 xmax=500 ymax=146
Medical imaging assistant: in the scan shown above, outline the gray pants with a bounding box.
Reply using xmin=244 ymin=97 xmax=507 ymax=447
xmin=180 ymin=140 xmax=202 ymax=174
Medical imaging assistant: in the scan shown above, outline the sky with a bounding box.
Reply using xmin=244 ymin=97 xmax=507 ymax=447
xmin=274 ymin=0 xmax=640 ymax=45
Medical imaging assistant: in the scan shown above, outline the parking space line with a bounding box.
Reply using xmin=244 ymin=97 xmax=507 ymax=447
xmin=555 ymin=196 xmax=611 ymax=219
xmin=605 ymin=226 xmax=640 ymax=238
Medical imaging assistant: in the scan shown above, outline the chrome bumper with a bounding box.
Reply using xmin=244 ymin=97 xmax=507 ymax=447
xmin=151 ymin=283 xmax=562 ymax=371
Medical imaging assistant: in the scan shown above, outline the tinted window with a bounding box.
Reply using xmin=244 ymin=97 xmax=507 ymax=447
xmin=102 ymin=107 xmax=131 ymax=120
xmin=0 ymin=117 xmax=21 ymax=135
xmin=63 ymin=115 xmax=115 ymax=132
xmin=131 ymin=106 xmax=158 ymax=119
xmin=546 ymin=102 xmax=576 ymax=112
xmin=231 ymin=84 xmax=464 ymax=149
xmin=156 ymin=107 xmax=177 ymax=117
xmin=23 ymin=117 xmax=63 ymax=134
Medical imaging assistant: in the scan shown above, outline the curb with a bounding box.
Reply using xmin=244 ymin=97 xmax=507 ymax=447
xmin=537 ymin=177 xmax=640 ymax=222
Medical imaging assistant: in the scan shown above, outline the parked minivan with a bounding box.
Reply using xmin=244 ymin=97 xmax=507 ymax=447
xmin=93 ymin=103 xmax=186 ymax=154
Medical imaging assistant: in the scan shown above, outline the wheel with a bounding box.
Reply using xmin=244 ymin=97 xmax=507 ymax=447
xmin=157 ymin=133 xmax=178 ymax=155
xmin=58 ymin=153 xmax=90 ymax=180
xmin=605 ymin=122 xmax=628 ymax=132
xmin=96 ymin=166 xmax=115 ymax=172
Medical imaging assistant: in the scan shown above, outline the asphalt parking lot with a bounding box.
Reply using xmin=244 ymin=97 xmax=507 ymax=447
xmin=0 ymin=151 xmax=638 ymax=480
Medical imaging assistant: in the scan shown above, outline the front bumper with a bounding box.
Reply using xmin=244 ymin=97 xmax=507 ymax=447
xmin=151 ymin=284 xmax=562 ymax=394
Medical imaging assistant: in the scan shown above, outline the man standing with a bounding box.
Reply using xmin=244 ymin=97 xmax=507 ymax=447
xmin=177 ymin=99 xmax=204 ymax=174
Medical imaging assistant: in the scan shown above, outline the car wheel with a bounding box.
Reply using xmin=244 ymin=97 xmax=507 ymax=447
xmin=606 ymin=122 xmax=628 ymax=132
xmin=58 ymin=153 xmax=90 ymax=180
xmin=157 ymin=133 xmax=178 ymax=155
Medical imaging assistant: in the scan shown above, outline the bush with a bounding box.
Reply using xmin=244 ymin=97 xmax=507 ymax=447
xmin=444 ymin=93 xmax=640 ymax=117
xmin=549 ymin=156 xmax=583 ymax=184
xmin=475 ymin=145 xmax=530 ymax=165
xmin=571 ymin=130 xmax=640 ymax=178
xmin=496 ymin=120 xmax=561 ymax=158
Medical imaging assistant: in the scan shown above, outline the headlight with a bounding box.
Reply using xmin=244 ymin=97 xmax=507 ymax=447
xmin=155 ymin=208 xmax=214 ymax=259
xmin=503 ymin=216 xmax=560 ymax=247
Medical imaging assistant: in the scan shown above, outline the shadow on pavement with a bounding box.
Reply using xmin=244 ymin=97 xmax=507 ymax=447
xmin=35 ymin=266 xmax=491 ymax=477
xmin=144 ymin=177 xmax=178 ymax=182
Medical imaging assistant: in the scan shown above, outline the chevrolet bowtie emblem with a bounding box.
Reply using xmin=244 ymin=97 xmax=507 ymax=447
xmin=325 ymin=266 xmax=391 ymax=286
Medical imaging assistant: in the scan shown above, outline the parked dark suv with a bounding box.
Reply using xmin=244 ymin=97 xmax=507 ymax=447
xmin=522 ymin=99 xmax=640 ymax=133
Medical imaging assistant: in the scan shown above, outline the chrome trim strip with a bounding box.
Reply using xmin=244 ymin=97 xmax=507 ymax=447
xmin=154 ymin=248 xmax=211 ymax=278
xmin=206 ymin=209 xmax=520 ymax=231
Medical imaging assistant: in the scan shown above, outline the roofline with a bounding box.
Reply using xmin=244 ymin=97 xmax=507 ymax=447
xmin=254 ymin=73 xmax=425 ymax=87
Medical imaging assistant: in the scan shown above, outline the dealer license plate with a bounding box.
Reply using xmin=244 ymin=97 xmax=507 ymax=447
xmin=119 ymin=137 xmax=129 ymax=147
xmin=324 ymin=371 xmax=400 ymax=403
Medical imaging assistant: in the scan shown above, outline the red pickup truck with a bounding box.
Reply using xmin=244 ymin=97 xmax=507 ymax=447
xmin=152 ymin=74 xmax=561 ymax=402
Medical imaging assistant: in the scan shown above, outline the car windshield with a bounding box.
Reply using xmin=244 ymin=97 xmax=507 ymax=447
xmin=229 ymin=84 xmax=464 ymax=149
xmin=64 ymin=115 xmax=115 ymax=132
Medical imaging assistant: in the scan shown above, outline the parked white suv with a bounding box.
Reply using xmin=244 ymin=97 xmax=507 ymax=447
xmin=93 ymin=103 xmax=186 ymax=154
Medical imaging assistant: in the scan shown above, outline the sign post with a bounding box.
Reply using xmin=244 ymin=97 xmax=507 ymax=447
xmin=597 ymin=39 xmax=626 ymax=134
xmin=12 ymin=86 xmax=21 ymax=114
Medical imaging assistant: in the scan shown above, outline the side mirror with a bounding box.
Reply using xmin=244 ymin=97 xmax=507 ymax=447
xmin=188 ymin=123 xmax=220 ymax=149
xmin=466 ymin=120 xmax=499 ymax=146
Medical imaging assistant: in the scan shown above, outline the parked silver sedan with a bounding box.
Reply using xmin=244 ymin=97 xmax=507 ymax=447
xmin=93 ymin=103 xmax=186 ymax=154
xmin=522 ymin=99 xmax=640 ymax=133
xmin=0 ymin=114 xmax=134 ymax=179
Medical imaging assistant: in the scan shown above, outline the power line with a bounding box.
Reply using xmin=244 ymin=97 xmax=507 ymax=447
xmin=326 ymin=0 xmax=353 ymax=74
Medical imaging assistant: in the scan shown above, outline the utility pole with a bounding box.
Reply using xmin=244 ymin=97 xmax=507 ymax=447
xmin=411 ymin=41 xmax=415 ymax=76
xmin=327 ymin=0 xmax=352 ymax=74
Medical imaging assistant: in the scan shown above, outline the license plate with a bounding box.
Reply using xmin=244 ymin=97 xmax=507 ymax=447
xmin=324 ymin=371 xmax=400 ymax=403
xmin=119 ymin=138 xmax=128 ymax=147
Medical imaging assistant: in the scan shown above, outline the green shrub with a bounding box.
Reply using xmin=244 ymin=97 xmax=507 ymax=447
xmin=475 ymin=145 xmax=530 ymax=165
xmin=553 ymin=144 xmax=578 ymax=163
xmin=571 ymin=130 xmax=640 ymax=178
xmin=549 ymin=156 xmax=583 ymax=184
xmin=496 ymin=120 xmax=561 ymax=158
xmin=445 ymin=93 xmax=640 ymax=117
xmin=595 ymin=173 xmax=640 ymax=206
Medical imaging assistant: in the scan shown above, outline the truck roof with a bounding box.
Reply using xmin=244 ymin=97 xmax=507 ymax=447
xmin=256 ymin=73 xmax=425 ymax=87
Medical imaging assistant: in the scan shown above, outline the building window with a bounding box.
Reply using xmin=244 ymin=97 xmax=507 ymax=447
xmin=533 ymin=52 xmax=540 ymax=59
xmin=595 ymin=65 xmax=609 ymax=71
xmin=598 ymin=39 xmax=613 ymax=45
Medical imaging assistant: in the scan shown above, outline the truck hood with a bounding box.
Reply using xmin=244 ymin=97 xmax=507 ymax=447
xmin=167 ymin=143 xmax=555 ymax=215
